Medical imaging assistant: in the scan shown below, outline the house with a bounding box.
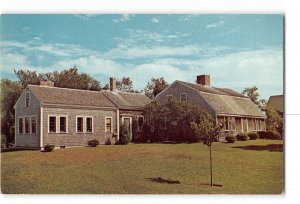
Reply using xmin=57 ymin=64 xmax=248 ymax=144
xmin=155 ymin=75 xmax=266 ymax=139
xmin=267 ymin=95 xmax=284 ymax=117
xmin=14 ymin=78 xmax=151 ymax=149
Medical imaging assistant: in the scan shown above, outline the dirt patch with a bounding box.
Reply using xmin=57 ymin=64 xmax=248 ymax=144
xmin=147 ymin=177 xmax=180 ymax=184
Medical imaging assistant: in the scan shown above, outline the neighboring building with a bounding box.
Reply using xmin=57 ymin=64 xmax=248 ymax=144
xmin=268 ymin=95 xmax=284 ymax=116
xmin=155 ymin=75 xmax=266 ymax=139
xmin=14 ymin=78 xmax=151 ymax=149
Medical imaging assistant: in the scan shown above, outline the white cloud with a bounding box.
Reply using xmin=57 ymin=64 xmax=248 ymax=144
xmin=74 ymin=14 xmax=98 ymax=20
xmin=112 ymin=14 xmax=135 ymax=23
xmin=151 ymin=17 xmax=159 ymax=24
xmin=206 ymin=20 xmax=224 ymax=29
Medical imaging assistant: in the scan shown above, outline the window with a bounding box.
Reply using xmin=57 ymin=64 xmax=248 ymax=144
xmin=166 ymin=94 xmax=173 ymax=101
xmin=19 ymin=118 xmax=24 ymax=134
xmin=49 ymin=116 xmax=57 ymax=133
xmin=137 ymin=116 xmax=144 ymax=132
xmin=25 ymin=117 xmax=30 ymax=133
xmin=180 ymin=93 xmax=187 ymax=102
xmin=25 ymin=92 xmax=30 ymax=107
xmin=77 ymin=117 xmax=84 ymax=133
xmin=105 ymin=117 xmax=112 ymax=132
xmin=258 ymin=119 xmax=262 ymax=131
xmin=31 ymin=117 xmax=37 ymax=134
xmin=86 ymin=117 xmax=93 ymax=133
xmin=60 ymin=116 xmax=67 ymax=133
xmin=242 ymin=118 xmax=248 ymax=132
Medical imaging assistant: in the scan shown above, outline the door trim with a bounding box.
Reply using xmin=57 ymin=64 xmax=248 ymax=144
xmin=121 ymin=117 xmax=132 ymax=140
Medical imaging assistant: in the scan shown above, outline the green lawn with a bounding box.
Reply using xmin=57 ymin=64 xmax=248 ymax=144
xmin=1 ymin=139 xmax=283 ymax=194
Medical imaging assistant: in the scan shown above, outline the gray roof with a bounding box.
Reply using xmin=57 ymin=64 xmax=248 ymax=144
xmin=268 ymin=95 xmax=283 ymax=113
xmin=177 ymin=80 xmax=265 ymax=118
xmin=102 ymin=90 xmax=152 ymax=109
xmin=28 ymin=85 xmax=151 ymax=109
xmin=28 ymin=85 xmax=116 ymax=108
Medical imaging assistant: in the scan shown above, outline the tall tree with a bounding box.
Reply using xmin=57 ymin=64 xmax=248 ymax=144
xmin=116 ymin=77 xmax=141 ymax=93
xmin=144 ymin=77 xmax=169 ymax=99
xmin=266 ymin=105 xmax=283 ymax=134
xmin=242 ymin=86 xmax=266 ymax=110
xmin=0 ymin=79 xmax=22 ymax=147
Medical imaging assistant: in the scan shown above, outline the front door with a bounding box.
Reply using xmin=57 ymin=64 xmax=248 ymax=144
xmin=122 ymin=117 xmax=132 ymax=140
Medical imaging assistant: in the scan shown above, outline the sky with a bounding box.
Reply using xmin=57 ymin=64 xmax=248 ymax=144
xmin=0 ymin=14 xmax=283 ymax=99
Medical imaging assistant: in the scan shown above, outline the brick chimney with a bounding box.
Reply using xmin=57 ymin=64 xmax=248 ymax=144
xmin=197 ymin=75 xmax=210 ymax=86
xmin=40 ymin=80 xmax=54 ymax=87
xmin=110 ymin=77 xmax=117 ymax=91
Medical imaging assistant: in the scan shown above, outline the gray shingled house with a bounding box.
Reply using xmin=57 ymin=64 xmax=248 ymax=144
xmin=268 ymin=95 xmax=283 ymax=116
xmin=155 ymin=75 xmax=266 ymax=139
xmin=14 ymin=78 xmax=151 ymax=149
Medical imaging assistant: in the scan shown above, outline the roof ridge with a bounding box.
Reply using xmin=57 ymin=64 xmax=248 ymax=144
xmin=28 ymin=84 xmax=103 ymax=94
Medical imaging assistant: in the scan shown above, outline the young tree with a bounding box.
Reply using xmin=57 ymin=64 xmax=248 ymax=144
xmin=191 ymin=117 xmax=223 ymax=187
xmin=144 ymin=77 xmax=169 ymax=99
xmin=242 ymin=86 xmax=266 ymax=110
xmin=266 ymin=105 xmax=283 ymax=134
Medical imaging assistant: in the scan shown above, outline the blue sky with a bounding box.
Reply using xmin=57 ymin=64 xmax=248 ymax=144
xmin=0 ymin=14 xmax=283 ymax=99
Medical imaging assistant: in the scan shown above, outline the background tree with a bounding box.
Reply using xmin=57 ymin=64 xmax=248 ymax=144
xmin=191 ymin=117 xmax=223 ymax=187
xmin=116 ymin=77 xmax=141 ymax=93
xmin=144 ymin=77 xmax=169 ymax=99
xmin=265 ymin=105 xmax=283 ymax=135
xmin=242 ymin=86 xmax=266 ymax=110
xmin=0 ymin=79 xmax=22 ymax=147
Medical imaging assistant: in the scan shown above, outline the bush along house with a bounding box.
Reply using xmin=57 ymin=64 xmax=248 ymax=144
xmin=155 ymin=75 xmax=266 ymax=140
xmin=14 ymin=78 xmax=151 ymax=149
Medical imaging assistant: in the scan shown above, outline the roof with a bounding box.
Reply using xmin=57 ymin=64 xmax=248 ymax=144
xmin=268 ymin=95 xmax=283 ymax=113
xmin=175 ymin=80 xmax=265 ymax=118
xmin=178 ymin=80 xmax=247 ymax=98
xmin=28 ymin=85 xmax=151 ymax=109
xmin=102 ymin=90 xmax=152 ymax=109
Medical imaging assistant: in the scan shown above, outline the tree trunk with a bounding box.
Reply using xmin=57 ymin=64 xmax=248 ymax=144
xmin=209 ymin=146 xmax=213 ymax=186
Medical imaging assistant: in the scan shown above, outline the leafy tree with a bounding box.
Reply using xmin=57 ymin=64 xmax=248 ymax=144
xmin=242 ymin=86 xmax=266 ymax=110
xmin=116 ymin=77 xmax=141 ymax=93
xmin=0 ymin=79 xmax=22 ymax=147
xmin=144 ymin=77 xmax=169 ymax=99
xmin=14 ymin=69 xmax=41 ymax=88
xmin=191 ymin=117 xmax=223 ymax=187
xmin=266 ymin=105 xmax=283 ymax=135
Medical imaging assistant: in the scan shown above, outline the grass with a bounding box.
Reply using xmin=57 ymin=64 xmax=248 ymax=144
xmin=1 ymin=139 xmax=283 ymax=194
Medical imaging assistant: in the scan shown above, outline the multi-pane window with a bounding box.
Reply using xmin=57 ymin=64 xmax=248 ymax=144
xmin=25 ymin=93 xmax=30 ymax=107
xmin=105 ymin=117 xmax=112 ymax=132
xmin=86 ymin=117 xmax=93 ymax=133
xmin=19 ymin=118 xmax=24 ymax=134
xmin=137 ymin=116 xmax=144 ymax=132
xmin=258 ymin=119 xmax=262 ymax=131
xmin=25 ymin=117 xmax=30 ymax=133
xmin=77 ymin=117 xmax=84 ymax=133
xmin=180 ymin=93 xmax=187 ymax=102
xmin=49 ymin=116 xmax=56 ymax=133
xmin=31 ymin=117 xmax=37 ymax=134
xmin=60 ymin=116 xmax=67 ymax=133
xmin=242 ymin=118 xmax=248 ymax=132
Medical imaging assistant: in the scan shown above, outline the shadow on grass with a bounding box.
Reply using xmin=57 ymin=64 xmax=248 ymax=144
xmin=147 ymin=177 xmax=180 ymax=184
xmin=232 ymin=144 xmax=283 ymax=152
xmin=1 ymin=147 xmax=40 ymax=153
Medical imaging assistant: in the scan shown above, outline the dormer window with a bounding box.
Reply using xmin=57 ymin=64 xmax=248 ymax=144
xmin=180 ymin=93 xmax=187 ymax=102
xmin=25 ymin=93 xmax=30 ymax=107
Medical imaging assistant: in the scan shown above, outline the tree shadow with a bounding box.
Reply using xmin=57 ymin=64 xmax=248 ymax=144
xmin=146 ymin=177 xmax=180 ymax=184
xmin=1 ymin=147 xmax=40 ymax=153
xmin=232 ymin=144 xmax=283 ymax=152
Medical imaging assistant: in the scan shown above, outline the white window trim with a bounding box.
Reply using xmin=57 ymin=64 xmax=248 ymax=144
xmin=166 ymin=94 xmax=174 ymax=101
xmin=241 ymin=118 xmax=248 ymax=132
xmin=25 ymin=92 xmax=30 ymax=107
xmin=48 ymin=115 xmax=58 ymax=133
xmin=105 ymin=116 xmax=113 ymax=132
xmin=180 ymin=93 xmax=187 ymax=102
xmin=76 ymin=116 xmax=85 ymax=133
xmin=18 ymin=115 xmax=38 ymax=134
xmin=137 ymin=115 xmax=144 ymax=132
xmin=121 ymin=117 xmax=132 ymax=139
xmin=58 ymin=115 xmax=68 ymax=134
xmin=85 ymin=116 xmax=94 ymax=133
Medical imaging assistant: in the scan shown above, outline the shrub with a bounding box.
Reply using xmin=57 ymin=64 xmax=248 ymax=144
xmin=1 ymin=135 xmax=7 ymax=149
xmin=44 ymin=144 xmax=55 ymax=152
xmin=225 ymin=135 xmax=237 ymax=143
xmin=271 ymin=132 xmax=282 ymax=140
xmin=105 ymin=138 xmax=111 ymax=145
xmin=248 ymin=132 xmax=259 ymax=140
xmin=88 ymin=139 xmax=99 ymax=147
xmin=236 ymin=133 xmax=248 ymax=141
xmin=258 ymin=131 xmax=282 ymax=140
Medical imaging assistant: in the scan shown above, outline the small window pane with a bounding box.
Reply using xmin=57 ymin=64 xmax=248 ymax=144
xmin=25 ymin=93 xmax=30 ymax=107
xmin=25 ymin=117 xmax=30 ymax=133
xmin=180 ymin=93 xmax=187 ymax=102
xmin=60 ymin=117 xmax=66 ymax=133
xmin=19 ymin=118 xmax=24 ymax=134
xmin=86 ymin=117 xmax=93 ymax=132
xmin=31 ymin=117 xmax=37 ymax=134
xmin=106 ymin=118 xmax=112 ymax=132
xmin=49 ymin=116 xmax=56 ymax=133
xmin=77 ymin=117 xmax=83 ymax=132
